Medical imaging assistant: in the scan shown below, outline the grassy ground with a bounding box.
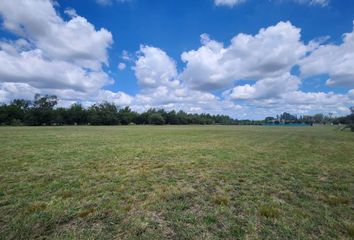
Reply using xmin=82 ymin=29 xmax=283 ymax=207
xmin=0 ymin=126 xmax=353 ymax=239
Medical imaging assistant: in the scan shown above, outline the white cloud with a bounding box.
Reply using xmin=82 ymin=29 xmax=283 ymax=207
xmin=0 ymin=0 xmax=120 ymax=105
xmin=118 ymin=62 xmax=126 ymax=70
xmin=130 ymin=22 xmax=353 ymax=118
xmin=121 ymin=50 xmax=134 ymax=62
xmin=181 ymin=21 xmax=306 ymax=91
xmin=97 ymin=90 xmax=133 ymax=105
xmin=132 ymin=86 xmax=242 ymax=116
xmin=0 ymin=82 xmax=38 ymax=103
xmin=134 ymin=45 xmax=179 ymax=88
xmin=224 ymin=73 xmax=300 ymax=100
xmin=0 ymin=0 xmax=113 ymax=70
xmin=131 ymin=46 xmax=242 ymax=116
xmin=0 ymin=49 xmax=112 ymax=92
xmin=96 ymin=0 xmax=132 ymax=6
xmin=214 ymin=0 xmax=245 ymax=7
xmin=96 ymin=0 xmax=112 ymax=5
xmin=300 ymin=22 xmax=354 ymax=88
xmin=0 ymin=81 xmax=134 ymax=109
xmin=295 ymin=0 xmax=329 ymax=7
xmin=232 ymin=90 xmax=353 ymax=119
xmin=215 ymin=0 xmax=330 ymax=7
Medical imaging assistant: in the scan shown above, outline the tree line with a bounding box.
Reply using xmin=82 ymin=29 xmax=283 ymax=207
xmin=264 ymin=109 xmax=354 ymax=131
xmin=1 ymin=94 xmax=353 ymax=129
xmin=0 ymin=94 xmax=240 ymax=126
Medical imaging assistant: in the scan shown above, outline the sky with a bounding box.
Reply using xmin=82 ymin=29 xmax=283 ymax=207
xmin=0 ymin=0 xmax=354 ymax=119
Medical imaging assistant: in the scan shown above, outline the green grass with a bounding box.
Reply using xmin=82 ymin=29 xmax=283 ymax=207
xmin=0 ymin=125 xmax=353 ymax=239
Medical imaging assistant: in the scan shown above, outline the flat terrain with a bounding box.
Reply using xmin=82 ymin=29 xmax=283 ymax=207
xmin=0 ymin=126 xmax=353 ymax=239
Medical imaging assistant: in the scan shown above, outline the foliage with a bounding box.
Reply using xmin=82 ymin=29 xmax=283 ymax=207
xmin=148 ymin=113 xmax=165 ymax=125
xmin=265 ymin=107 xmax=354 ymax=127
xmin=1 ymin=95 xmax=353 ymax=128
xmin=0 ymin=95 xmax=243 ymax=126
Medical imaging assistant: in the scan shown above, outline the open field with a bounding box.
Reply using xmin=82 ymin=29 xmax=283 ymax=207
xmin=0 ymin=126 xmax=353 ymax=239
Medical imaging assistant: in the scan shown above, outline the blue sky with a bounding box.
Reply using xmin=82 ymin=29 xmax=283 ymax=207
xmin=0 ymin=0 xmax=353 ymax=119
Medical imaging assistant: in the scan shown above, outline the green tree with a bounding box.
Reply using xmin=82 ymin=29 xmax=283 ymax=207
xmin=88 ymin=102 xmax=119 ymax=125
xmin=118 ymin=106 xmax=138 ymax=125
xmin=148 ymin=113 xmax=165 ymax=125
xmin=27 ymin=94 xmax=58 ymax=125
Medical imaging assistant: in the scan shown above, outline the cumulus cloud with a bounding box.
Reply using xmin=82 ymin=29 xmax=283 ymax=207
xmin=300 ymin=22 xmax=354 ymax=88
xmin=0 ymin=49 xmax=112 ymax=92
xmin=181 ymin=21 xmax=306 ymax=91
xmin=0 ymin=0 xmax=125 ymax=105
xmin=0 ymin=0 xmax=112 ymax=70
xmin=254 ymin=91 xmax=353 ymax=116
xmin=134 ymin=46 xmax=179 ymax=88
xmin=133 ymin=86 xmax=242 ymax=116
xmin=134 ymin=21 xmax=353 ymax=118
xmin=0 ymin=82 xmax=38 ymax=103
xmin=97 ymin=90 xmax=133 ymax=105
xmin=130 ymin=21 xmax=353 ymax=118
xmin=132 ymin=46 xmax=242 ymax=115
xmin=224 ymin=73 xmax=300 ymax=100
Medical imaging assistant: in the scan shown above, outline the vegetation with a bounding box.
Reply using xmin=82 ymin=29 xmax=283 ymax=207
xmin=0 ymin=125 xmax=353 ymax=239
xmin=2 ymin=95 xmax=354 ymax=128
xmin=0 ymin=95 xmax=238 ymax=126
xmin=264 ymin=109 xmax=354 ymax=130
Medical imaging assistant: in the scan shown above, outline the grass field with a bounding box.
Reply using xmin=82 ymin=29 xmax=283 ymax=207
xmin=0 ymin=126 xmax=353 ymax=239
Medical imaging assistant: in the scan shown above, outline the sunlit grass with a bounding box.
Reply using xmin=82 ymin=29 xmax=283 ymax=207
xmin=0 ymin=125 xmax=353 ymax=239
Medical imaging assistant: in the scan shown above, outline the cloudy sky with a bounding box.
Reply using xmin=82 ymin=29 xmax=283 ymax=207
xmin=0 ymin=0 xmax=353 ymax=119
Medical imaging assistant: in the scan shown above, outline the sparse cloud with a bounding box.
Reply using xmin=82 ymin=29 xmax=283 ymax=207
xmin=96 ymin=0 xmax=132 ymax=6
xmin=118 ymin=62 xmax=126 ymax=70
xmin=294 ymin=0 xmax=329 ymax=7
xmin=214 ymin=0 xmax=245 ymax=7
xmin=215 ymin=0 xmax=330 ymax=7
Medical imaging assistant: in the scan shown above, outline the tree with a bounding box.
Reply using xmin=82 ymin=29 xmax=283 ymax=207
xmin=176 ymin=110 xmax=189 ymax=124
xmin=0 ymin=99 xmax=30 ymax=125
xmin=265 ymin=116 xmax=275 ymax=122
xmin=67 ymin=103 xmax=87 ymax=125
xmin=347 ymin=106 xmax=354 ymax=131
xmin=166 ymin=110 xmax=179 ymax=124
xmin=280 ymin=112 xmax=297 ymax=123
xmin=27 ymin=94 xmax=58 ymax=125
xmin=118 ymin=106 xmax=138 ymax=125
xmin=148 ymin=113 xmax=165 ymax=125
xmin=0 ymin=94 xmax=248 ymax=126
xmin=313 ymin=113 xmax=324 ymax=124
xmin=88 ymin=102 xmax=119 ymax=125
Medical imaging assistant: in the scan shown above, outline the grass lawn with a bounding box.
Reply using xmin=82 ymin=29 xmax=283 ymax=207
xmin=0 ymin=125 xmax=353 ymax=239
